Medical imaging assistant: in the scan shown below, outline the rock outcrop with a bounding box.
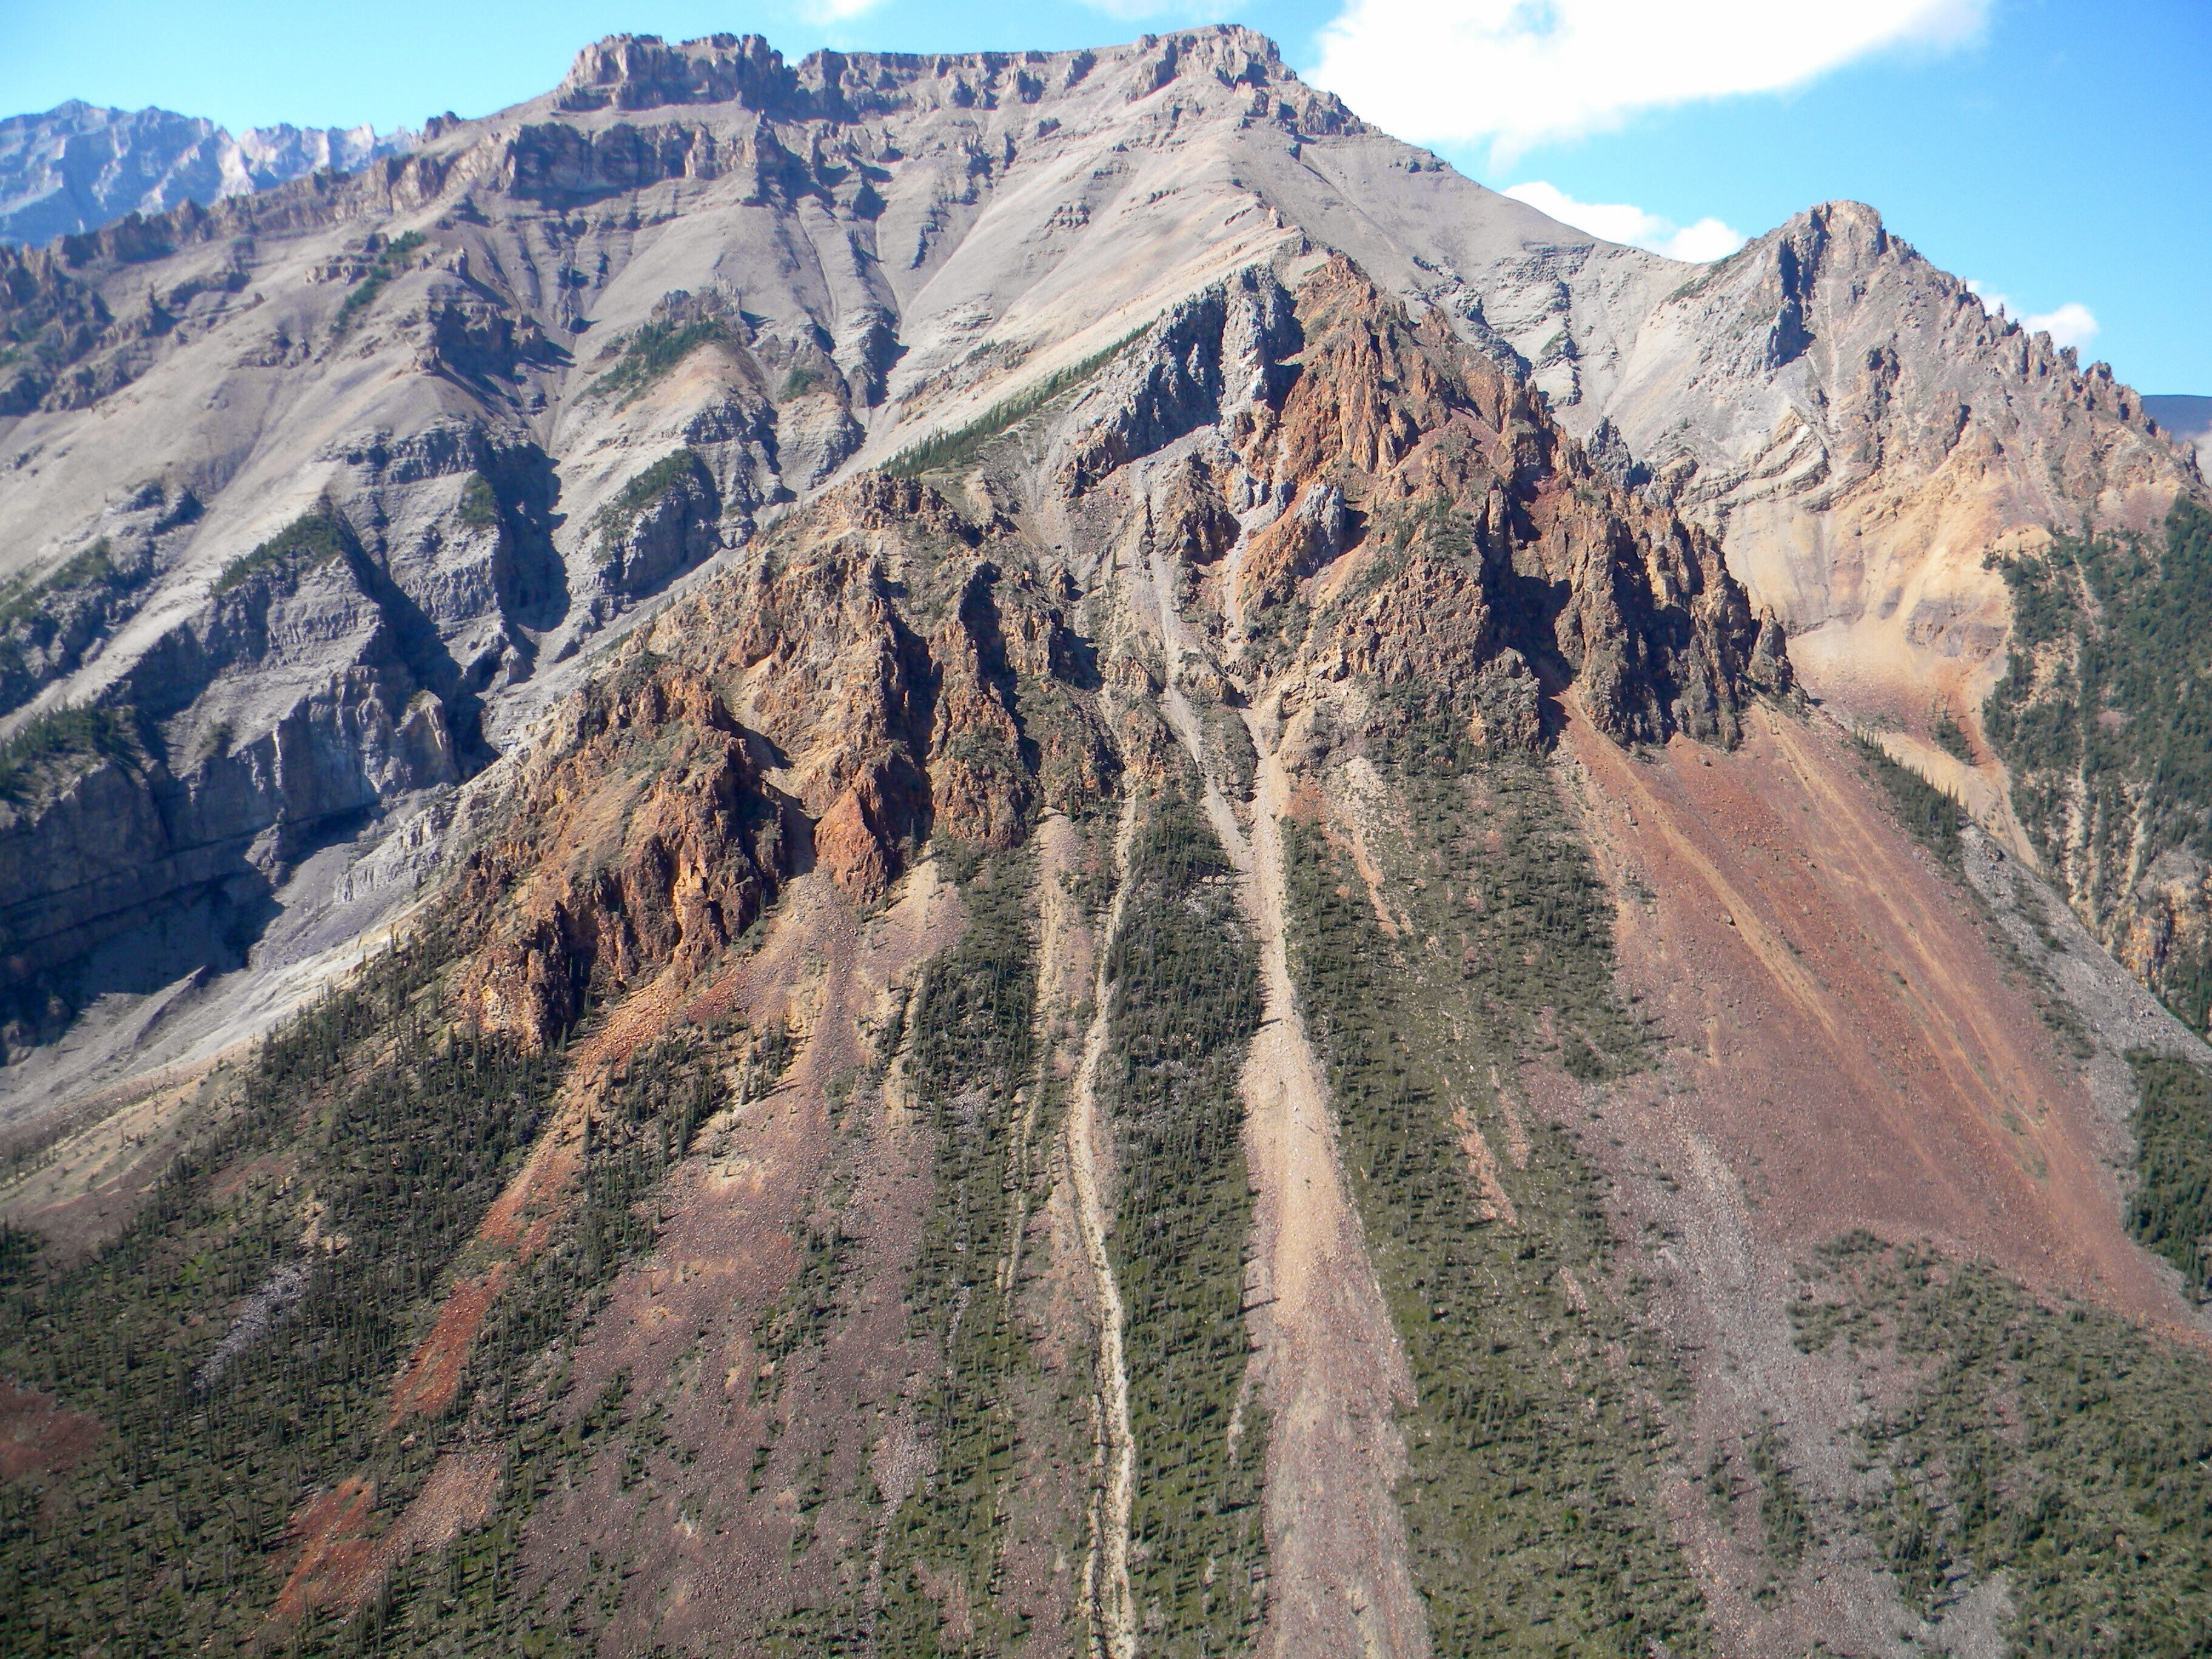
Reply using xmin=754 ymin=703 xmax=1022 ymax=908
xmin=1063 ymin=259 xmax=1784 ymax=756
xmin=455 ymin=662 xmax=785 ymax=1045
xmin=1254 ymin=259 xmax=1784 ymax=746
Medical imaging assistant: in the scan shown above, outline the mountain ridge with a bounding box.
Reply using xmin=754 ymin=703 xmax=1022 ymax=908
xmin=0 ymin=98 xmax=417 ymax=250
xmin=0 ymin=11 xmax=2195 ymax=1269
xmin=2145 ymin=391 xmax=2212 ymax=466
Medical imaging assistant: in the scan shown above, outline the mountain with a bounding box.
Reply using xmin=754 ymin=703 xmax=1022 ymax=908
xmin=2 ymin=28 xmax=2211 ymax=1659
xmin=2146 ymin=392 xmax=2212 ymax=465
xmin=0 ymin=98 xmax=415 ymax=247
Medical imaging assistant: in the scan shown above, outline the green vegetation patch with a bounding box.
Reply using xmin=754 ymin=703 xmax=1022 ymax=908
xmin=0 ymin=538 xmax=155 ymax=720
xmin=0 ymin=928 xmax=560 ymax=1655
xmin=587 ymin=317 xmax=734 ymax=406
xmin=1854 ymin=734 xmax=1963 ymax=868
xmin=746 ymin=1058 xmax=852 ymax=1408
xmin=876 ymin=855 xmax=1049 ymax=1655
xmin=331 ymin=230 xmax=427 ymax=336
xmin=1101 ymin=785 xmax=1269 ymax=1655
xmin=1013 ymin=672 xmax=1118 ymax=820
xmin=1366 ymin=486 xmax=1480 ymax=572
xmin=592 ymin=449 xmax=707 ymax=557
xmin=0 ymin=703 xmax=144 ymax=803
xmin=456 ymin=471 xmax=500 ymax=532
xmin=1794 ymin=1233 xmax=2212 ymax=1657
xmin=1985 ymin=501 xmax=2212 ymax=1024
xmin=0 ymin=893 xmax=736 ymax=1657
xmin=1988 ymin=503 xmax=2212 ymax=846
xmin=1749 ymin=1422 xmax=1811 ymax=1588
xmin=1930 ymin=706 xmax=1976 ymax=765
xmin=2125 ymin=1050 xmax=2212 ymax=1297
xmin=886 ymin=330 xmax=1144 ymax=480
xmin=1281 ymin=756 xmax=1708 ymax=1658
xmin=212 ymin=508 xmax=358 ymax=595
xmin=0 ymin=538 xmax=121 ymax=632
xmin=390 ymin=1027 xmax=728 ymax=1658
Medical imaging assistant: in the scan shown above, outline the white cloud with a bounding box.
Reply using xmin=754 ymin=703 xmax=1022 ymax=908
xmin=2025 ymin=301 xmax=2100 ymax=351
xmin=1309 ymin=0 xmax=1990 ymax=165
xmin=1965 ymin=281 xmax=2101 ymax=351
xmin=804 ymin=0 xmax=886 ymax=19
xmin=1504 ymin=180 xmax=1746 ymax=263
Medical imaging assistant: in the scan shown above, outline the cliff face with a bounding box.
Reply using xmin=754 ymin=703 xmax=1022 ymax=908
xmin=1238 ymin=258 xmax=1787 ymax=743
xmin=0 ymin=496 xmax=470 ymax=1038
xmin=452 ymin=663 xmax=787 ymax=1048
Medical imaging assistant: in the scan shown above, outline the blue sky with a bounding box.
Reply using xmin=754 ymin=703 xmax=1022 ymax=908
xmin=2 ymin=0 xmax=2204 ymax=390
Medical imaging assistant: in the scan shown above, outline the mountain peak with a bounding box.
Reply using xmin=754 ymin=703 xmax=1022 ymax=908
xmin=0 ymin=100 xmax=412 ymax=247
xmin=548 ymin=25 xmax=1327 ymax=126
xmin=554 ymin=32 xmax=794 ymax=115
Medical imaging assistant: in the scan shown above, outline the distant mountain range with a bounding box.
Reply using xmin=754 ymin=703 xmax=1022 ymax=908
xmin=2147 ymin=393 xmax=2212 ymax=464
xmin=0 ymin=99 xmax=415 ymax=246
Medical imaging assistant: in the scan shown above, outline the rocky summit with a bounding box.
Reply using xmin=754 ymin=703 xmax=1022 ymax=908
xmin=1 ymin=27 xmax=2210 ymax=1659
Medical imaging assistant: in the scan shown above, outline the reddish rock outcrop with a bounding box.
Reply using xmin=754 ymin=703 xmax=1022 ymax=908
xmin=1067 ymin=257 xmax=1791 ymax=751
xmin=458 ymin=663 xmax=785 ymax=1045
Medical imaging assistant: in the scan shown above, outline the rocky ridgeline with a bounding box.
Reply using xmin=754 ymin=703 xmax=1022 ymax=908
xmin=0 ymin=21 xmax=2190 ymax=1076
xmin=1119 ymin=258 xmax=1791 ymax=745
xmin=431 ymin=256 xmax=1788 ymax=1060
xmin=1603 ymin=199 xmax=2198 ymax=697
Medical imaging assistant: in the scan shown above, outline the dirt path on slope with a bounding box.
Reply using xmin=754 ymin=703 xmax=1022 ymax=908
xmin=1061 ymin=798 xmax=1140 ymax=1659
xmin=1146 ymin=522 xmax=1431 ymax=1659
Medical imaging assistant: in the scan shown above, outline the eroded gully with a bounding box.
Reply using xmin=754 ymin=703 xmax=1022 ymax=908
xmin=1061 ymin=797 xmax=1142 ymax=1659
xmin=1142 ymin=510 xmax=1432 ymax=1659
